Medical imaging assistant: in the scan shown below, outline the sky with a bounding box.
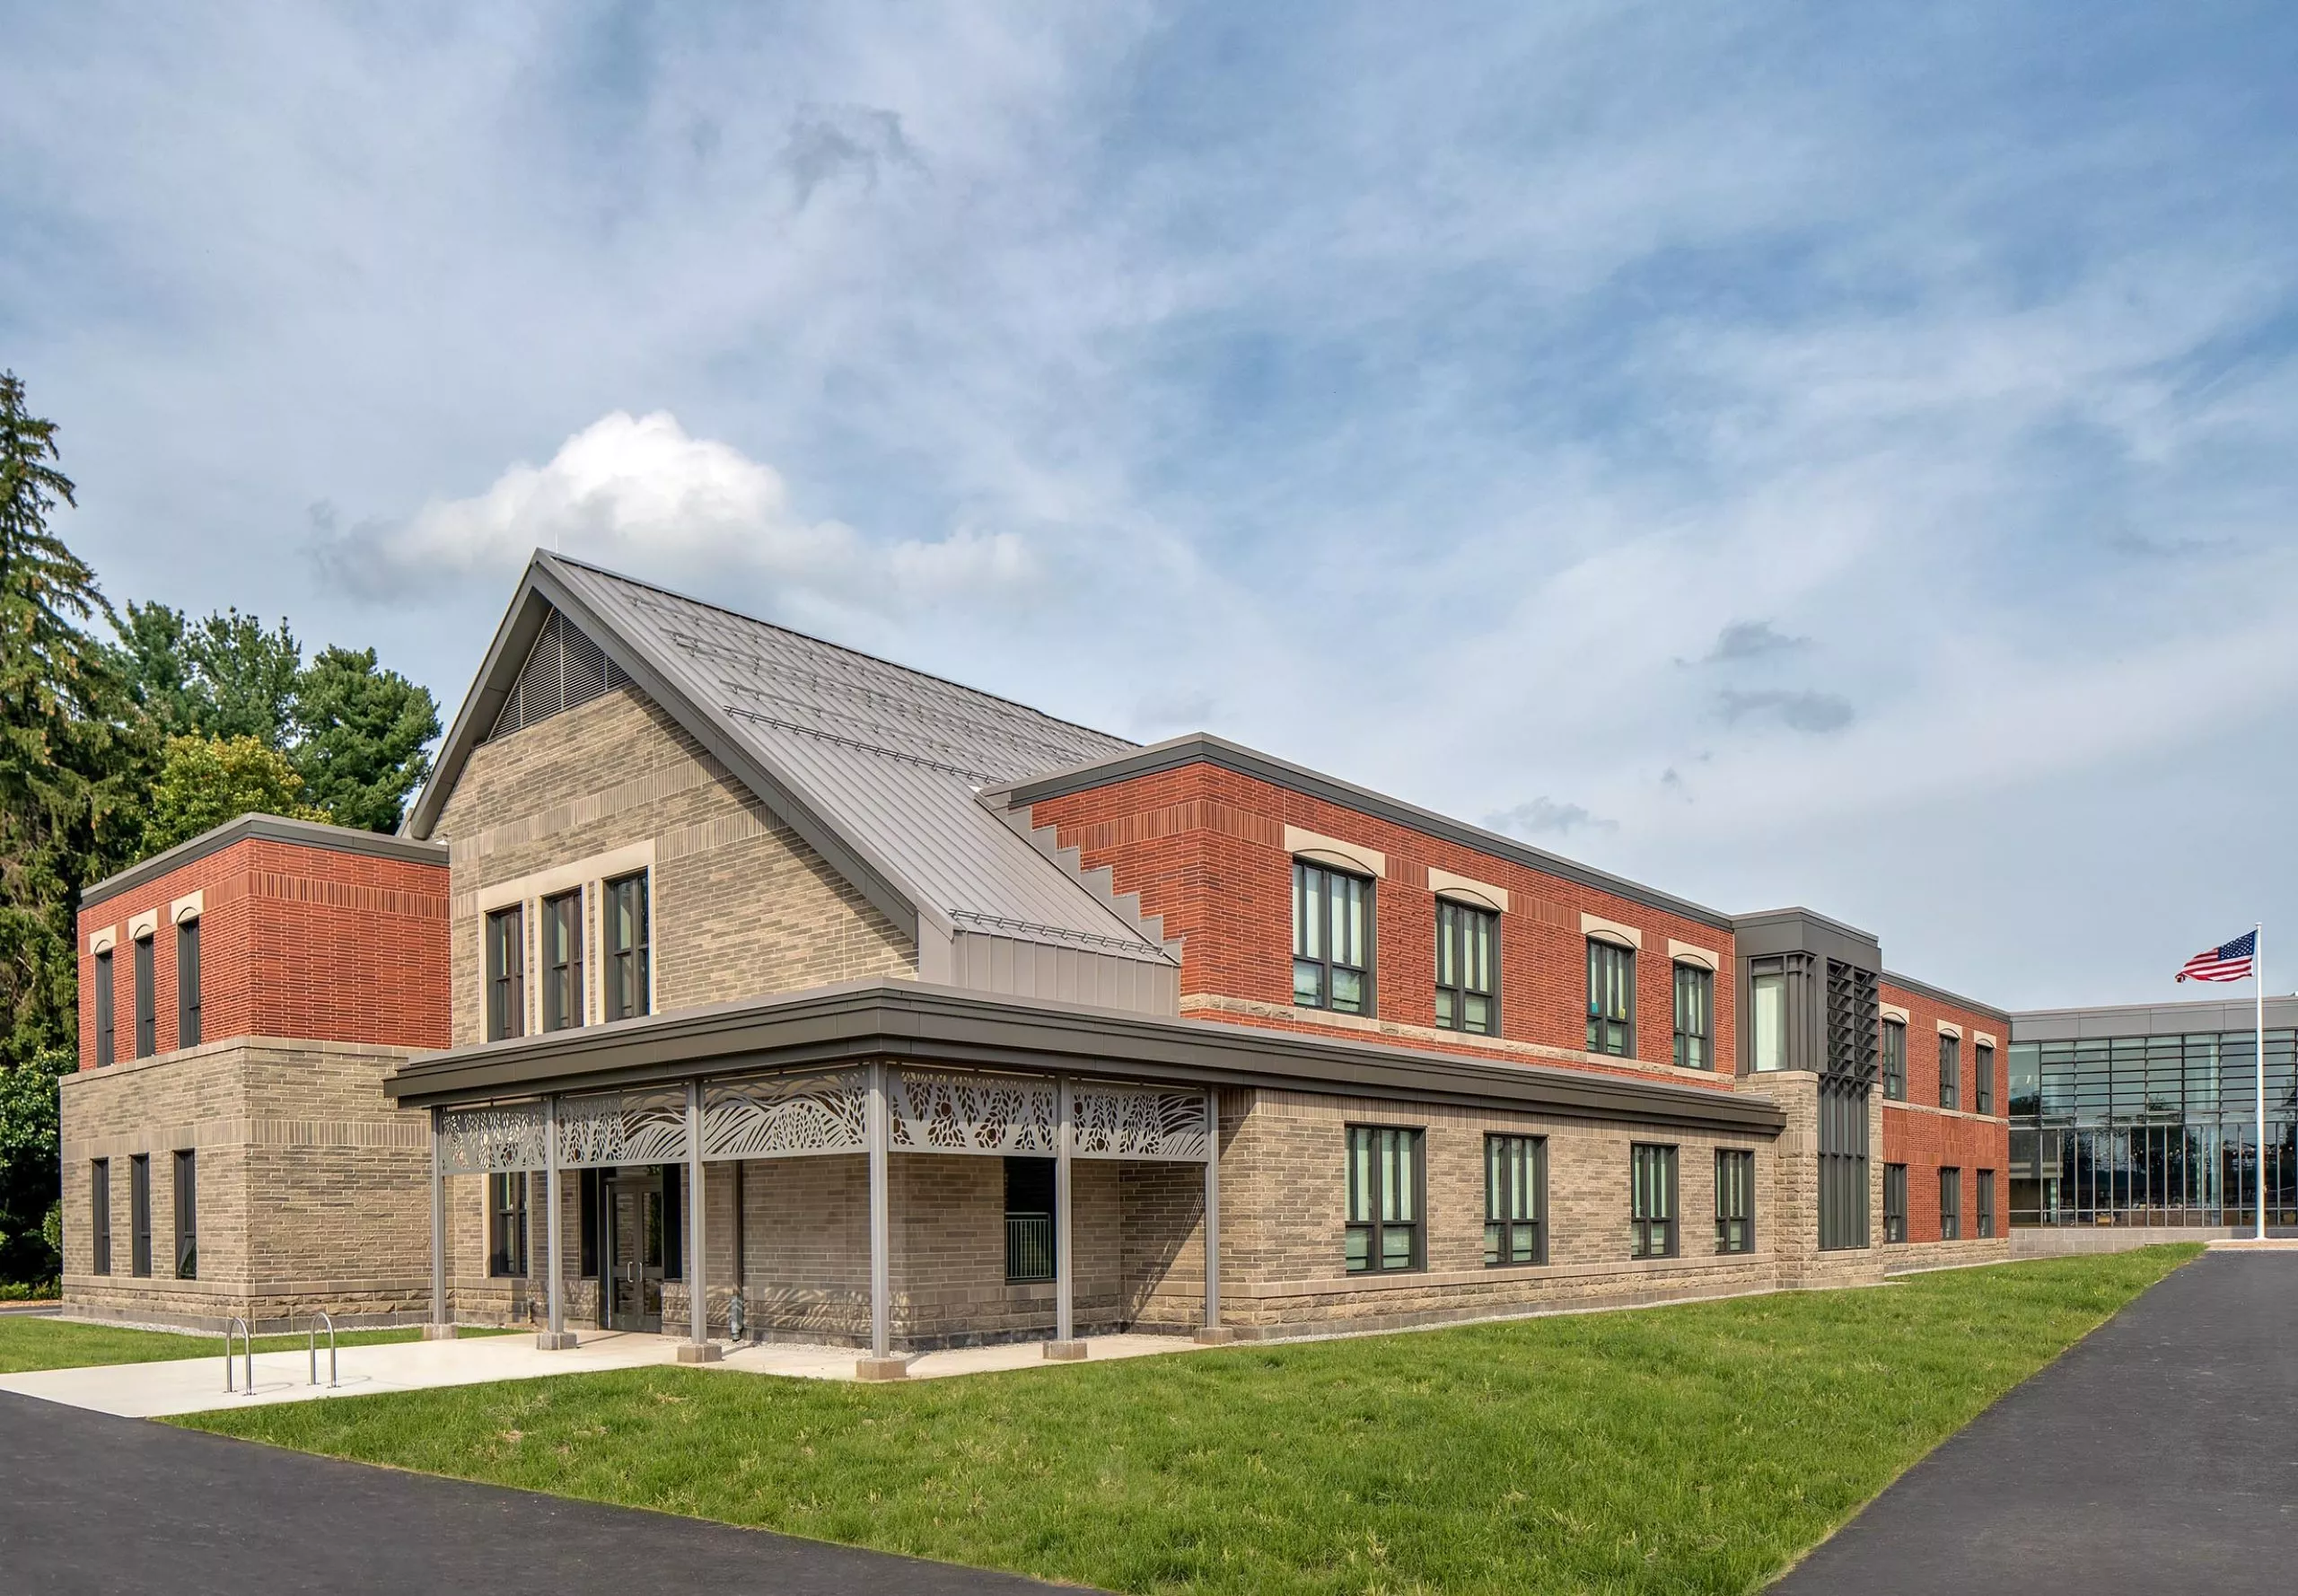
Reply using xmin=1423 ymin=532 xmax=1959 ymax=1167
xmin=4 ymin=3 xmax=2296 ymax=1009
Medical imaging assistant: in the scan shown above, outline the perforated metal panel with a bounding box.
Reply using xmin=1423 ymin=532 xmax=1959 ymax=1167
xmin=487 ymin=608 xmax=632 ymax=741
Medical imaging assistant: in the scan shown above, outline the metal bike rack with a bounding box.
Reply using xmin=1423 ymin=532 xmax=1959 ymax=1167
xmin=222 ymin=1317 xmax=251 ymax=1394
xmin=307 ymin=1310 xmax=338 ymax=1388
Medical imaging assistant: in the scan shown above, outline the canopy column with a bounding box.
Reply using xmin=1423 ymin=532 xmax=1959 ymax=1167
xmin=1047 ymin=1075 xmax=1084 ymax=1360
xmin=1196 ymin=1087 xmax=1236 ymax=1344
xmin=422 ymin=1107 xmax=455 ymax=1339
xmin=676 ymin=1079 xmax=720 ymax=1362
xmin=538 ymin=1095 xmax=574 ymax=1349
xmin=858 ymin=1061 xmax=906 ymax=1379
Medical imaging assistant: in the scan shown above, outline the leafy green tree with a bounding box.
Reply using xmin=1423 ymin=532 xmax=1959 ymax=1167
xmin=291 ymin=645 xmax=440 ymax=833
xmin=0 ymin=1046 xmax=67 ymax=1285
xmin=142 ymin=734 xmax=327 ymax=856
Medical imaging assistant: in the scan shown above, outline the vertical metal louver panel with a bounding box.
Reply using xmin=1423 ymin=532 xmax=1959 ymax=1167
xmin=1825 ymin=960 xmax=1880 ymax=1083
xmin=483 ymin=607 xmax=632 ymax=741
xmin=520 ymin=613 xmax=566 ymax=723
xmin=488 ymin=681 xmax=524 ymax=741
xmin=560 ymin=620 xmax=608 ymax=705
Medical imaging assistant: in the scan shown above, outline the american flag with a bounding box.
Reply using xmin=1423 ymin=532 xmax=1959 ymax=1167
xmin=2175 ymin=930 xmax=2256 ymax=983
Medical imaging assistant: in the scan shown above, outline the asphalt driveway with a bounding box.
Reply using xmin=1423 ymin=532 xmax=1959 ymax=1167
xmin=1775 ymin=1250 xmax=2298 ymax=1594
xmin=0 ymin=1389 xmax=1077 ymax=1595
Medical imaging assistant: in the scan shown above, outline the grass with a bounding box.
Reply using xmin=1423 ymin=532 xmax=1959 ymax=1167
xmin=171 ymin=1249 xmax=2195 ymax=1594
xmin=0 ymin=1317 xmax=511 ymax=1374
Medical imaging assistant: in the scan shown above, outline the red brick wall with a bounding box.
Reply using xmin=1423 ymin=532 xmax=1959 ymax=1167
xmin=75 ymin=837 xmax=450 ymax=1069
xmin=1880 ymin=978 xmax=2010 ymax=1242
xmin=1027 ymin=761 xmax=1737 ymax=1087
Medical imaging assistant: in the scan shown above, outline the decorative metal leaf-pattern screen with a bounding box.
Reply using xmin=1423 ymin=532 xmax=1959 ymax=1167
xmin=703 ymin=1070 xmax=866 ymax=1159
xmin=890 ymin=1070 xmax=1058 ymax=1155
xmin=557 ymin=1087 xmax=691 ymax=1168
xmin=1070 ymin=1083 xmax=1209 ymax=1162
xmin=439 ymin=1103 xmax=549 ymax=1174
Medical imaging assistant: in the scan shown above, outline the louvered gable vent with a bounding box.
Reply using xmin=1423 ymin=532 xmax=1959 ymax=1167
xmin=487 ymin=607 xmax=631 ymax=741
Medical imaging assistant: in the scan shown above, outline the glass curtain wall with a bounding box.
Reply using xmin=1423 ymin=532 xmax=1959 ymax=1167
xmin=2009 ymin=1029 xmax=2298 ymax=1228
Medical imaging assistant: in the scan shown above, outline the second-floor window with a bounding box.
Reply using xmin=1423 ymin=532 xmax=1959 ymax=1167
xmin=94 ymin=950 xmax=115 ymax=1066
xmin=604 ymin=872 xmax=651 ymax=1022
xmin=1975 ymin=1041 xmax=1995 ymax=1115
xmin=1587 ymin=939 xmax=1634 ymax=1056
xmin=1672 ymin=962 xmax=1712 ymax=1069
xmin=1939 ymin=1031 xmax=1961 ymax=1110
xmin=540 ymin=890 xmax=583 ymax=1033
xmin=1749 ymin=967 xmax=1786 ymax=1071
xmin=1881 ymin=1019 xmax=1907 ymax=1100
xmin=486 ymin=906 xmax=525 ymax=1042
xmin=133 ymin=934 xmax=155 ymax=1058
xmin=1294 ymin=861 xmax=1371 ymax=1015
xmin=1434 ymin=899 xmax=1495 ymax=1034
xmin=176 ymin=917 xmax=201 ymax=1049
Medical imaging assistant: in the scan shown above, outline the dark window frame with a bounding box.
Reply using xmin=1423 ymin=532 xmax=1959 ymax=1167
xmin=129 ymin=1153 xmax=151 ymax=1277
xmin=91 ymin=1160 xmax=111 ymax=1276
xmin=1715 ymin=1148 xmax=1756 ymax=1253
xmin=1345 ymin=1124 xmax=1424 ymax=1273
xmin=1881 ymin=1019 xmax=1907 ymax=1101
xmin=579 ymin=1167 xmax=601 ymax=1276
xmin=1293 ymin=860 xmax=1373 ymax=1015
xmin=1939 ymin=1031 xmax=1961 ymax=1110
xmin=1630 ymin=1143 xmax=1679 ymax=1258
xmin=94 ymin=949 xmax=115 ymax=1066
xmin=1434 ymin=899 xmax=1498 ymax=1035
xmin=1587 ymin=938 xmax=1636 ymax=1057
xmin=485 ymin=905 xmax=526 ymax=1042
xmin=1975 ymin=1169 xmax=1995 ymax=1239
xmin=175 ymin=916 xmax=201 ymax=1049
xmin=539 ymin=889 xmax=584 ymax=1033
xmin=1002 ymin=1156 xmax=1057 ymax=1283
xmin=1975 ymin=1041 xmax=1995 ymax=1115
xmin=488 ymin=1171 xmax=529 ymax=1277
xmin=172 ymin=1150 xmax=197 ymax=1279
xmin=132 ymin=933 xmax=155 ymax=1058
xmin=1483 ymin=1134 xmax=1546 ymax=1266
xmin=1672 ymin=961 xmax=1714 ymax=1070
xmin=1883 ymin=1162 xmax=1908 ymax=1242
xmin=603 ymin=871 xmax=652 ymax=1022
xmin=1939 ymin=1165 xmax=1962 ymax=1241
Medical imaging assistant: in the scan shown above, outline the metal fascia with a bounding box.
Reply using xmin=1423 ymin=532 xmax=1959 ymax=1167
xmin=1880 ymin=969 xmax=2012 ymax=1023
xmin=81 ymin=814 xmax=448 ymax=912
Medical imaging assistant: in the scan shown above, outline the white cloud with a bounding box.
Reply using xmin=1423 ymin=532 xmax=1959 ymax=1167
xmin=315 ymin=410 xmax=1037 ymax=615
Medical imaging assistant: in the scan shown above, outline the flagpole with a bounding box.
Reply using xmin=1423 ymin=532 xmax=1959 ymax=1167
xmin=2256 ymin=921 xmax=2267 ymax=1241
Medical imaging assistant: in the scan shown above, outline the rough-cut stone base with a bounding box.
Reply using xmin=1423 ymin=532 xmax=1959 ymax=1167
xmin=674 ymin=1341 xmax=724 ymax=1364
xmin=854 ymin=1355 xmax=909 ymax=1381
xmin=420 ymin=1323 xmax=460 ymax=1340
xmin=534 ymin=1330 xmax=579 ymax=1350
xmin=1192 ymin=1325 xmax=1242 ymax=1345
xmin=1041 ymin=1339 xmax=1088 ymax=1360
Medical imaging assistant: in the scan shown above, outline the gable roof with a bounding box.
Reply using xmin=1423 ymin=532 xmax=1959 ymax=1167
xmin=408 ymin=553 xmax=1171 ymax=976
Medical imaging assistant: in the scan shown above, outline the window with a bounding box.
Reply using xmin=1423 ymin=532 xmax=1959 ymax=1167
xmin=1976 ymin=1170 xmax=1995 ymax=1239
xmin=91 ymin=1161 xmax=110 ymax=1276
xmin=1345 ymin=1126 xmax=1422 ymax=1272
xmin=1939 ymin=1166 xmax=1962 ymax=1241
xmin=175 ymin=917 xmax=201 ymax=1049
xmin=1586 ymin=939 xmax=1635 ymax=1056
xmin=1631 ymin=1144 xmax=1678 ymax=1258
xmin=1484 ymin=1135 xmax=1545 ymax=1266
xmin=603 ymin=872 xmax=651 ymax=1022
xmin=662 ymin=1162 xmax=683 ymax=1281
xmin=1004 ymin=1157 xmax=1057 ymax=1283
xmin=488 ymin=1171 xmax=529 ymax=1276
xmin=129 ymin=1154 xmax=151 ymax=1277
xmin=1715 ymin=1149 xmax=1755 ymax=1253
xmin=1434 ymin=900 xmax=1496 ymax=1034
xmin=1293 ymin=861 xmax=1372 ymax=1014
xmin=1750 ymin=968 xmax=1785 ymax=1070
xmin=133 ymin=933 xmax=155 ymax=1058
xmin=1939 ymin=1032 xmax=1961 ymax=1110
xmin=1881 ymin=1019 xmax=1907 ymax=1100
xmin=1975 ymin=1042 xmax=1995 ymax=1115
xmin=540 ymin=890 xmax=583 ymax=1033
xmin=485 ymin=906 xmax=525 ymax=1042
xmin=1883 ymin=1163 xmax=1908 ymax=1242
xmin=1672 ymin=962 xmax=1713 ymax=1069
xmin=94 ymin=949 xmax=114 ymax=1066
xmin=580 ymin=1168 xmax=601 ymax=1276
xmin=172 ymin=1151 xmax=197 ymax=1279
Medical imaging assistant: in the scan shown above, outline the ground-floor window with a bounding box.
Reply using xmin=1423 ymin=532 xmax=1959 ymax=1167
xmin=488 ymin=1171 xmax=529 ymax=1276
xmin=1883 ymin=1163 xmax=1908 ymax=1242
xmin=91 ymin=1160 xmax=110 ymax=1276
xmin=1004 ymin=1156 xmax=1057 ymax=1283
xmin=1715 ymin=1149 xmax=1755 ymax=1253
xmin=129 ymin=1153 xmax=151 ymax=1277
xmin=1939 ymin=1166 xmax=1962 ymax=1241
xmin=1484 ymin=1134 xmax=1545 ymax=1266
xmin=1346 ymin=1125 xmax=1423 ymax=1273
xmin=172 ymin=1151 xmax=197 ymax=1280
xmin=1631 ymin=1144 xmax=1678 ymax=1258
xmin=1975 ymin=1169 xmax=1995 ymax=1239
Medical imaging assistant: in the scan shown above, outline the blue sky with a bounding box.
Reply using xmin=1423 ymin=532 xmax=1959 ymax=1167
xmin=5 ymin=3 xmax=2296 ymax=1006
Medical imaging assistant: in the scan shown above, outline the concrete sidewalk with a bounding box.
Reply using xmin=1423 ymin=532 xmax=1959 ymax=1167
xmin=0 ymin=1327 xmax=1200 ymax=1418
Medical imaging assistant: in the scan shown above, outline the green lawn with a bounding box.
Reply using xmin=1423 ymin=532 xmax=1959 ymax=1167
xmin=172 ymin=1249 xmax=2194 ymax=1594
xmin=0 ymin=1317 xmax=509 ymax=1374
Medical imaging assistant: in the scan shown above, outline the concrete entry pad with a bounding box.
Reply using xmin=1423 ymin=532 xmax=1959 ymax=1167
xmin=1772 ymin=1252 xmax=2298 ymax=1594
xmin=0 ymin=1390 xmax=1076 ymax=1595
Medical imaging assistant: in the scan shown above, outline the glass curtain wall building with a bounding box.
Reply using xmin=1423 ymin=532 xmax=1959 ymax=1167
xmin=2009 ymin=996 xmax=2298 ymax=1231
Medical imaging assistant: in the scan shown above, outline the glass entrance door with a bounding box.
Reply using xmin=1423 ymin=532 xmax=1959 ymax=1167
xmin=604 ymin=1172 xmax=665 ymax=1332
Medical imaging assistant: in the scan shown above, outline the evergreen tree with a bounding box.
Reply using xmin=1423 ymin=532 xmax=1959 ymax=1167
xmin=291 ymin=645 xmax=440 ymax=833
